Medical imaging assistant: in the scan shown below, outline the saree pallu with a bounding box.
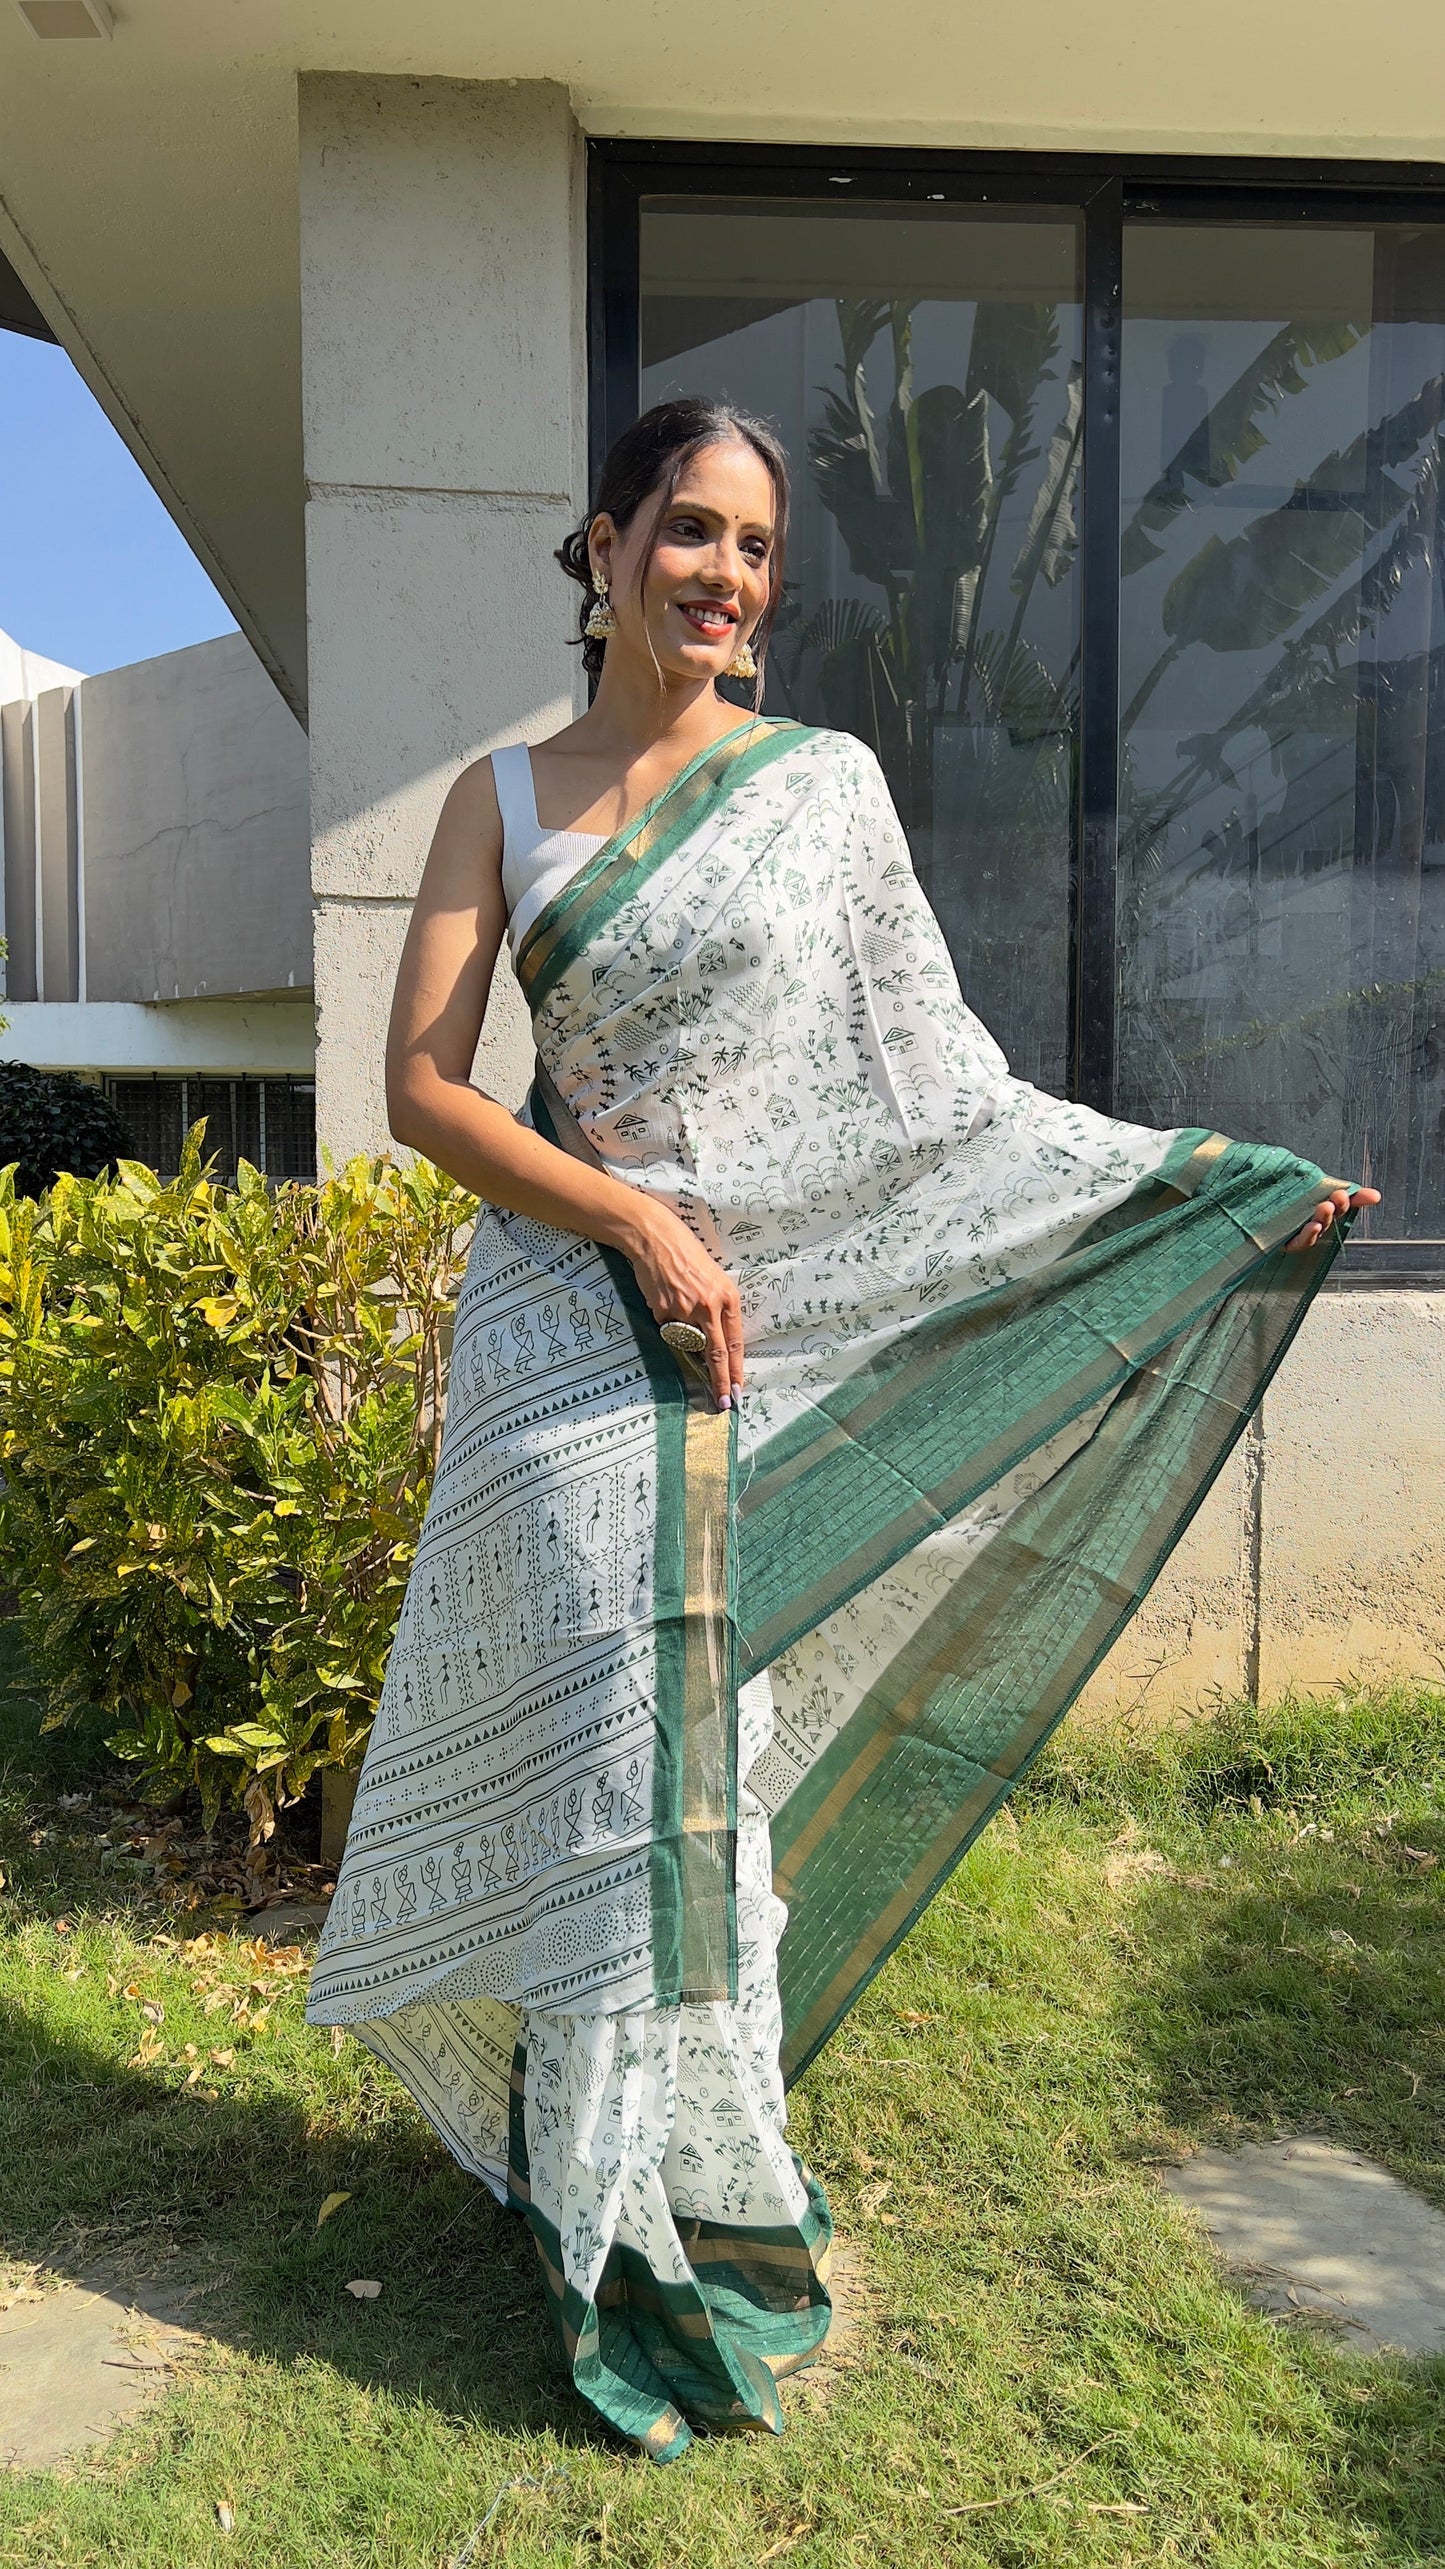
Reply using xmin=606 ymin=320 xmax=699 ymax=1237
xmin=307 ymin=719 xmax=1345 ymax=2455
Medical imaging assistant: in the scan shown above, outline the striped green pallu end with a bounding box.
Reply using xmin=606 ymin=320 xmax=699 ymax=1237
xmin=507 ymin=2042 xmax=832 ymax=2459
xmin=761 ymin=1134 xmax=1348 ymax=2081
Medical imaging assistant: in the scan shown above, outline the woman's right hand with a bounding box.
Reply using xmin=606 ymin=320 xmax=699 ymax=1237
xmin=613 ymin=1195 xmax=744 ymax=1411
xmin=1285 ymin=1183 xmax=1381 ymax=1251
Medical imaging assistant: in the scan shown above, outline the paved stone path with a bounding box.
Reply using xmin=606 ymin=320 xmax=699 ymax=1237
xmin=0 ymin=2276 xmax=202 ymax=2471
xmin=1162 ymin=2138 xmax=1445 ymax=2354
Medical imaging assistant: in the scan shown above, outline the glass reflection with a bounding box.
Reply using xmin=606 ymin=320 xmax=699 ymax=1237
xmin=641 ymin=198 xmax=1082 ymax=1088
xmin=1118 ymin=222 xmax=1445 ymax=1240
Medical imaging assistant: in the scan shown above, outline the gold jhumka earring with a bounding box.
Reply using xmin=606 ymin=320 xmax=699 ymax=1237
xmin=584 ymin=576 xmax=617 ymax=641
xmin=725 ymin=635 xmax=758 ymax=681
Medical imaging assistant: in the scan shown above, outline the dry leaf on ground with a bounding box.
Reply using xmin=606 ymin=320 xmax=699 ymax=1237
xmin=345 ymin=2279 xmax=382 ymax=2299
xmin=316 ymin=2191 xmax=352 ymax=2228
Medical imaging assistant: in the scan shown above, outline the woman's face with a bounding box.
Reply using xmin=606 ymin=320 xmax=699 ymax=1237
xmin=591 ymin=436 xmax=777 ymax=685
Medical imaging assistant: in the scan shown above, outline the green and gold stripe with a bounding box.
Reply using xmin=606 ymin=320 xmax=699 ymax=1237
xmin=515 ymin=718 xmax=808 ymax=1015
xmin=738 ymin=1132 xmax=1330 ymax=1671
xmin=507 ymin=2033 xmax=832 ymax=2459
xmin=764 ymin=1161 xmax=1346 ymax=2081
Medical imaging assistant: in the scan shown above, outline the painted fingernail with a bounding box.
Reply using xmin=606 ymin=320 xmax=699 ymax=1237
xmin=717 ymin=1393 xmax=731 ymax=1411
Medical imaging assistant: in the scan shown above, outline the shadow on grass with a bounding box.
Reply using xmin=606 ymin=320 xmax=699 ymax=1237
xmin=0 ymin=1627 xmax=594 ymax=2448
xmin=1117 ymin=1838 xmax=1445 ymax=2199
xmin=0 ymin=1993 xmax=589 ymax=2445
xmin=5 ymin=1642 xmax=1444 ymax=2547
xmin=1107 ymin=1839 xmax=1445 ymax=2552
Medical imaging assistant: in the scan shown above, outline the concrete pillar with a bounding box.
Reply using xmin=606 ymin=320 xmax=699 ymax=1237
xmin=0 ymin=699 xmax=38 ymax=1003
xmin=298 ymin=76 xmax=586 ymax=1162
xmin=34 ymin=688 xmax=79 ymax=1006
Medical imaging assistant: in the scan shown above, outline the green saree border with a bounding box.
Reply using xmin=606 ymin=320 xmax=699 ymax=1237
xmin=515 ymin=718 xmax=809 ymax=1015
xmin=506 ymin=2035 xmax=832 ymax=2458
xmin=738 ymin=1134 xmax=1330 ymax=1672
xmin=771 ymin=1212 xmax=1347 ymax=2083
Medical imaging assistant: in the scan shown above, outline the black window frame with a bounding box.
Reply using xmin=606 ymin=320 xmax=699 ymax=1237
xmin=590 ymin=141 xmax=1445 ymax=1282
xmin=102 ymin=1071 xmax=317 ymax=1185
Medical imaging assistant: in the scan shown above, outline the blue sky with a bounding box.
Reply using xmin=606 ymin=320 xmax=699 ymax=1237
xmin=0 ymin=328 xmax=237 ymax=677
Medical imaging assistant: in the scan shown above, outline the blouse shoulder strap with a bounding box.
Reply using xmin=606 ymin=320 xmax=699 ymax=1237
xmin=490 ymin=741 xmax=540 ymax=860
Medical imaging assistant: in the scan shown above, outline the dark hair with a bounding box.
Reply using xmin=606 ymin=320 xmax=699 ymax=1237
xmin=556 ymin=397 xmax=791 ymax=697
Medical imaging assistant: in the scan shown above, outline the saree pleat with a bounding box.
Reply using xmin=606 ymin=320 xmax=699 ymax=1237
xmin=308 ymin=717 xmax=1345 ymax=2454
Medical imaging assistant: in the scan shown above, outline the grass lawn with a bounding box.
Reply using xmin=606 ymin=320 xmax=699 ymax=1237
xmin=0 ymin=1622 xmax=1442 ymax=2568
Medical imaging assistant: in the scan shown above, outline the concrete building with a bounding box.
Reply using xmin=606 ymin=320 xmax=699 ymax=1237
xmin=0 ymin=626 xmax=315 ymax=1174
xmin=0 ymin=4 xmax=1441 ymax=1707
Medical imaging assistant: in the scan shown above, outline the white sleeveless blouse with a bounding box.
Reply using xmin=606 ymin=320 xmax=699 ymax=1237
xmin=493 ymin=742 xmax=606 ymax=955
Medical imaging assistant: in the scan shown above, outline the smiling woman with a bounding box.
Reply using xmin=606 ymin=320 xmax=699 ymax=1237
xmin=304 ymin=396 xmax=1376 ymax=2462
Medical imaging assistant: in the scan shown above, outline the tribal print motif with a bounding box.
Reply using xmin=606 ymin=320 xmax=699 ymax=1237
xmin=309 ymin=1215 xmax=667 ymax=2023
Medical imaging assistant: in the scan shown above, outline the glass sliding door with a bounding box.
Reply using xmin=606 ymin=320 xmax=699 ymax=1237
xmin=1117 ymin=219 xmax=1445 ymax=1242
xmin=600 ymin=151 xmax=1445 ymax=1269
xmin=640 ymin=196 xmax=1083 ymax=1090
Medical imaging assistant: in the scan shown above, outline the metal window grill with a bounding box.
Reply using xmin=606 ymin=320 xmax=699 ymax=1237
xmin=103 ymin=1075 xmax=316 ymax=1183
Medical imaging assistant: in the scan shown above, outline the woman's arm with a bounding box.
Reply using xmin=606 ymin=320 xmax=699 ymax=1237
xmin=386 ymin=760 xmax=743 ymax=1408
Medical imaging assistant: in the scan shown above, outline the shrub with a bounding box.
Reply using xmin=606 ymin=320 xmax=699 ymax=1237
xmin=0 ymin=1131 xmax=473 ymax=1837
xmin=0 ymin=1060 xmax=134 ymax=1196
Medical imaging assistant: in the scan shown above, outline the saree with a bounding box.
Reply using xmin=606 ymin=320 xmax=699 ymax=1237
xmin=307 ymin=718 xmax=1345 ymax=2455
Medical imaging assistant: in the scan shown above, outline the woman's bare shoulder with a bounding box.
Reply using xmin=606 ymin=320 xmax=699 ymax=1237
xmin=419 ymin=753 xmax=504 ymax=897
xmin=448 ymin=752 xmax=505 ymax=819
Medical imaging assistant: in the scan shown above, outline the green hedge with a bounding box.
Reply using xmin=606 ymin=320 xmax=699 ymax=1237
xmin=0 ymin=1132 xmax=473 ymax=1836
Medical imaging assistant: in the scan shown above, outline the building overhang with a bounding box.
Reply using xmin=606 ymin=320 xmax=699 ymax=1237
xmin=2 ymin=3 xmax=1443 ymax=729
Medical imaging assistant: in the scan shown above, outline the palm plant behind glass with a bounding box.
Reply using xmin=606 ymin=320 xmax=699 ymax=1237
xmin=782 ymin=289 xmax=1445 ymax=1222
xmin=1114 ymin=314 xmax=1445 ymax=1215
xmin=775 ymin=294 xmax=1081 ymax=840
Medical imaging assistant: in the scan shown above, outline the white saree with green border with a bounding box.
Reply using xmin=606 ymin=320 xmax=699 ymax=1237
xmin=306 ymin=718 xmax=1345 ymax=2458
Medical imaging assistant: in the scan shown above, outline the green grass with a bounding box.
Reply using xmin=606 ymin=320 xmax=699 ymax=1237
xmin=1 ymin=1626 xmax=1442 ymax=2567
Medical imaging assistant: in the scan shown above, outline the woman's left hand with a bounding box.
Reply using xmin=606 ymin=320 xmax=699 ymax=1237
xmin=1286 ymin=1184 xmax=1381 ymax=1251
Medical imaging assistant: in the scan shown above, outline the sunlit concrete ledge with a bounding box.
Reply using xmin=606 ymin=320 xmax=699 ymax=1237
xmin=0 ymin=998 xmax=315 ymax=1076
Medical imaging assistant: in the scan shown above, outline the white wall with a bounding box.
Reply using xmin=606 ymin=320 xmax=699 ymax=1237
xmin=298 ymin=75 xmax=586 ymax=1159
xmin=0 ymin=628 xmax=84 ymax=701
xmin=1078 ymin=1290 xmax=1445 ymax=1718
xmin=1 ymin=631 xmax=310 ymax=1012
xmin=80 ymin=635 xmax=310 ymax=1002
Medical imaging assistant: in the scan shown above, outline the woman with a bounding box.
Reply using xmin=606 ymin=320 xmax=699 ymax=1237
xmin=307 ymin=398 xmax=1376 ymax=2459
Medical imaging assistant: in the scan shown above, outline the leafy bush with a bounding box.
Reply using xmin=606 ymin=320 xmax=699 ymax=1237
xmin=0 ymin=1060 xmax=134 ymax=1196
xmin=0 ymin=1131 xmax=473 ymax=1836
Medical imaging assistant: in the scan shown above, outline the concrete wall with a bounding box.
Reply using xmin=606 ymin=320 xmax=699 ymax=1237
xmin=1080 ymin=1292 xmax=1445 ymax=1717
xmin=80 ymin=635 xmax=310 ymax=1002
xmin=1 ymin=633 xmax=310 ymax=1010
xmin=298 ymin=75 xmax=586 ymax=1158
xmin=0 ymin=997 xmax=315 ymax=1077
xmin=0 ymin=630 xmax=83 ymax=704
